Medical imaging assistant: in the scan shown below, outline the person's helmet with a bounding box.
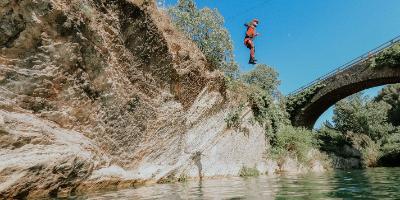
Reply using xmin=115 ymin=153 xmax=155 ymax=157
xmin=252 ymin=18 xmax=259 ymax=27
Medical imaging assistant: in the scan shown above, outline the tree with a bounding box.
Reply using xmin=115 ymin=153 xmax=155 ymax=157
xmin=241 ymin=64 xmax=280 ymax=97
xmin=168 ymin=0 xmax=238 ymax=78
xmin=375 ymin=84 xmax=400 ymax=126
xmin=333 ymin=93 xmax=394 ymax=141
xmin=241 ymin=64 xmax=289 ymax=134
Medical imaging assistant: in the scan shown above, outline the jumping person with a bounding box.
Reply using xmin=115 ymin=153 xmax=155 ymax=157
xmin=244 ymin=19 xmax=260 ymax=64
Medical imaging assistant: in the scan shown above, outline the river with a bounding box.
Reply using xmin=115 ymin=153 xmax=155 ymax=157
xmin=79 ymin=167 xmax=400 ymax=199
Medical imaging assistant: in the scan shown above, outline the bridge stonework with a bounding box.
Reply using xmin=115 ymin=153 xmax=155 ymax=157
xmin=291 ymin=62 xmax=400 ymax=128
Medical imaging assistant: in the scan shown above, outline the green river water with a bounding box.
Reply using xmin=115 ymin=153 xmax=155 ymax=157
xmin=78 ymin=167 xmax=400 ymax=199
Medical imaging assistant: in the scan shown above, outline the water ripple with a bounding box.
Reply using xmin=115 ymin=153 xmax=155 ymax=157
xmin=79 ymin=167 xmax=400 ymax=200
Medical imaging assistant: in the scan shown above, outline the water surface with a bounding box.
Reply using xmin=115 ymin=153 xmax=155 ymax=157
xmin=80 ymin=167 xmax=400 ymax=199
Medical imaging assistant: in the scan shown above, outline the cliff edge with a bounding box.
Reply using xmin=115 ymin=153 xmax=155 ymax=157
xmin=0 ymin=0 xmax=322 ymax=198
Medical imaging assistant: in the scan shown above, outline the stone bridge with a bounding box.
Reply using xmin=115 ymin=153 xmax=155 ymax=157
xmin=287 ymin=36 xmax=400 ymax=128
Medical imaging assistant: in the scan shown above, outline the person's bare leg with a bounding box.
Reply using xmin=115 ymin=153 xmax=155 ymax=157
xmin=248 ymin=40 xmax=256 ymax=64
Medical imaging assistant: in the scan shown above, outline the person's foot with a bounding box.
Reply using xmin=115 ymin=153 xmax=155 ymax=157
xmin=249 ymin=58 xmax=257 ymax=64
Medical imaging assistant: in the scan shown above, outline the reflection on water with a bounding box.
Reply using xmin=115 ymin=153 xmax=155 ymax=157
xmin=80 ymin=168 xmax=400 ymax=200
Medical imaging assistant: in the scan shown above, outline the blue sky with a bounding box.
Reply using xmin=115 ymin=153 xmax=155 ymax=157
xmin=162 ymin=0 xmax=400 ymax=127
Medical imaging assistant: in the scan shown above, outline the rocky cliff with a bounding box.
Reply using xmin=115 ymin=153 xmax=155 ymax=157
xmin=0 ymin=0 xmax=323 ymax=198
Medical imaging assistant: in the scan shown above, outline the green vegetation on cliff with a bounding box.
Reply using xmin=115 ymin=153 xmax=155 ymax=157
xmin=168 ymin=0 xmax=239 ymax=78
xmin=270 ymin=125 xmax=318 ymax=163
xmin=168 ymin=0 xmax=319 ymax=165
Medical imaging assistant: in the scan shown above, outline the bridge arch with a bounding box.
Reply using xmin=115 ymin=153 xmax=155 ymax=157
xmin=288 ymin=36 xmax=400 ymax=128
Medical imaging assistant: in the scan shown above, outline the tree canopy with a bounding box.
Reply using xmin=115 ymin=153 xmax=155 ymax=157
xmin=168 ymin=0 xmax=238 ymax=77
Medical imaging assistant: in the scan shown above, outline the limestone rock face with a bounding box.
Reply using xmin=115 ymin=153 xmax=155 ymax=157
xmin=0 ymin=0 xmax=273 ymax=198
xmin=0 ymin=110 xmax=102 ymax=198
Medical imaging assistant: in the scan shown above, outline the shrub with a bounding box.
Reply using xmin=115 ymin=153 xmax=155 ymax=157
xmin=316 ymin=125 xmax=350 ymax=155
xmin=286 ymin=83 xmax=325 ymax=119
xmin=178 ymin=173 xmax=188 ymax=182
xmin=241 ymin=64 xmax=280 ymax=96
xmin=225 ymin=104 xmax=244 ymax=129
xmin=248 ymin=89 xmax=289 ymax=132
xmin=379 ymin=130 xmax=400 ymax=166
xmin=239 ymin=166 xmax=260 ymax=177
xmin=371 ymin=42 xmax=400 ymax=69
xmin=157 ymin=173 xmax=176 ymax=184
xmin=240 ymin=64 xmax=290 ymax=135
xmin=347 ymin=132 xmax=380 ymax=167
xmin=381 ymin=130 xmax=400 ymax=156
xmin=270 ymin=125 xmax=318 ymax=163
